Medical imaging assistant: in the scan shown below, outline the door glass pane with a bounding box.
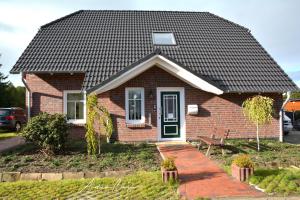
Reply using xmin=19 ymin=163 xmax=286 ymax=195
xmin=164 ymin=97 xmax=168 ymax=120
xmin=67 ymin=102 xmax=75 ymax=120
xmin=76 ymin=102 xmax=84 ymax=119
xmin=163 ymin=95 xmax=177 ymax=122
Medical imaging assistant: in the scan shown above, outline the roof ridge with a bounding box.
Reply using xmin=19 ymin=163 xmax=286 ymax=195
xmin=40 ymin=10 xmax=249 ymax=32
xmin=205 ymin=12 xmax=250 ymax=32
xmin=81 ymin=9 xmax=208 ymax=13
xmin=41 ymin=10 xmax=83 ymax=29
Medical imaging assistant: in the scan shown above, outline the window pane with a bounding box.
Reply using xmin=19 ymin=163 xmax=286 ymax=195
xmin=153 ymin=33 xmax=176 ymax=45
xmin=67 ymin=93 xmax=84 ymax=101
xmin=129 ymin=100 xmax=135 ymax=120
xmin=129 ymin=90 xmax=141 ymax=100
xmin=136 ymin=100 xmax=141 ymax=120
xmin=128 ymin=99 xmax=141 ymax=120
xmin=67 ymin=102 xmax=75 ymax=120
xmin=76 ymin=102 xmax=84 ymax=119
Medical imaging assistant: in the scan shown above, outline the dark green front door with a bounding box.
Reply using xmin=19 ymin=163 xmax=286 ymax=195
xmin=161 ymin=92 xmax=180 ymax=138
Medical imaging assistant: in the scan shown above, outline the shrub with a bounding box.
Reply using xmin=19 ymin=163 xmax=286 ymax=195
xmin=21 ymin=112 xmax=69 ymax=154
xmin=161 ymin=157 xmax=176 ymax=171
xmin=232 ymin=154 xmax=254 ymax=168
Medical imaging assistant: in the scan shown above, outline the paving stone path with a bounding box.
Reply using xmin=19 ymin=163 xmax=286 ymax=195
xmin=158 ymin=144 xmax=264 ymax=199
xmin=0 ymin=136 xmax=25 ymax=153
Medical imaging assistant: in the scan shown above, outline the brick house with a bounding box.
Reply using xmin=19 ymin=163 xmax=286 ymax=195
xmin=10 ymin=10 xmax=298 ymax=142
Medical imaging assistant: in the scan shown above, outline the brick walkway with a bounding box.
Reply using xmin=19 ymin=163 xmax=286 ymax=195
xmin=0 ymin=136 xmax=25 ymax=153
xmin=157 ymin=144 xmax=264 ymax=199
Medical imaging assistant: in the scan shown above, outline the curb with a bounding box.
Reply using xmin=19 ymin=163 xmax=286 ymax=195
xmin=0 ymin=170 xmax=132 ymax=182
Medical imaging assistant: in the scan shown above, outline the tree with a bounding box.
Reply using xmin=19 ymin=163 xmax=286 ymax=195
xmin=0 ymin=54 xmax=10 ymax=106
xmin=242 ymin=95 xmax=274 ymax=151
xmin=86 ymin=93 xmax=113 ymax=155
xmin=0 ymin=54 xmax=26 ymax=108
xmin=283 ymin=92 xmax=300 ymax=100
xmin=290 ymin=92 xmax=300 ymax=99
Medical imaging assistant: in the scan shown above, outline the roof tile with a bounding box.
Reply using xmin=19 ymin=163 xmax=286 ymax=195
xmin=10 ymin=10 xmax=298 ymax=92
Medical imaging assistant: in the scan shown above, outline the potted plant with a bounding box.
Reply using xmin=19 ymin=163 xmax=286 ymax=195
xmin=231 ymin=154 xmax=254 ymax=182
xmin=161 ymin=157 xmax=178 ymax=183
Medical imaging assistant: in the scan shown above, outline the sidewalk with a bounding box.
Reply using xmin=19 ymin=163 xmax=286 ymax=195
xmin=0 ymin=136 xmax=25 ymax=153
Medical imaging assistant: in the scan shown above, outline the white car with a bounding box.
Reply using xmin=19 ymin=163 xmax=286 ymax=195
xmin=283 ymin=114 xmax=293 ymax=134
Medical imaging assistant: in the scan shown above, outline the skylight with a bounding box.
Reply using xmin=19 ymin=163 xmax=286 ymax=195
xmin=152 ymin=32 xmax=176 ymax=45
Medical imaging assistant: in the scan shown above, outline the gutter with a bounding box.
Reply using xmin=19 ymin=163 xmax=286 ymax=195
xmin=21 ymin=72 xmax=31 ymax=119
xmin=279 ymin=91 xmax=291 ymax=142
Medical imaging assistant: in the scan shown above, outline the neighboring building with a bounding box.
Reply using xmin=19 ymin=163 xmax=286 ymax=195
xmin=10 ymin=10 xmax=298 ymax=142
xmin=284 ymin=98 xmax=300 ymax=126
xmin=284 ymin=99 xmax=300 ymax=113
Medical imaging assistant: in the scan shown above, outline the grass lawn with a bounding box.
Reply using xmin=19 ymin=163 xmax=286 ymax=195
xmin=198 ymin=139 xmax=300 ymax=169
xmin=250 ymin=168 xmax=300 ymax=195
xmin=0 ymin=171 xmax=179 ymax=199
xmin=0 ymin=132 xmax=17 ymax=141
xmin=0 ymin=140 xmax=161 ymax=173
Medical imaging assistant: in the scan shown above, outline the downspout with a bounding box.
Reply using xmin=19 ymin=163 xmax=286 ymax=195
xmin=279 ymin=91 xmax=291 ymax=142
xmin=22 ymin=72 xmax=31 ymax=119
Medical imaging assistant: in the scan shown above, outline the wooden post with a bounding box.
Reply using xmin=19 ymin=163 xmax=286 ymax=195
xmin=206 ymin=145 xmax=212 ymax=156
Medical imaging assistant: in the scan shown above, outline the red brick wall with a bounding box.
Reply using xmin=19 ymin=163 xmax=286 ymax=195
xmin=97 ymin=66 xmax=282 ymax=142
xmin=25 ymin=73 xmax=85 ymax=137
xmin=25 ymin=68 xmax=282 ymax=142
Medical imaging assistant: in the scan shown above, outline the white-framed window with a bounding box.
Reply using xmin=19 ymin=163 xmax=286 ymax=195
xmin=125 ymin=88 xmax=145 ymax=124
xmin=63 ymin=90 xmax=86 ymax=124
xmin=152 ymin=32 xmax=176 ymax=45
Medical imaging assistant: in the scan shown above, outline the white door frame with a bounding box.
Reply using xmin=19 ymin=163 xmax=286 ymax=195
xmin=157 ymin=87 xmax=186 ymax=141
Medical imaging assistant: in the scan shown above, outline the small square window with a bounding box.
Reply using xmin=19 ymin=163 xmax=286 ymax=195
xmin=153 ymin=32 xmax=176 ymax=45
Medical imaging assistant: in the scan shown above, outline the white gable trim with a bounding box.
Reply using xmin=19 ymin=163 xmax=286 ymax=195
xmin=93 ymin=55 xmax=223 ymax=95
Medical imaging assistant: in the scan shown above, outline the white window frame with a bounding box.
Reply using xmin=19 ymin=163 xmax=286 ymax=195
xmin=152 ymin=32 xmax=176 ymax=45
xmin=125 ymin=87 xmax=145 ymax=124
xmin=63 ymin=90 xmax=86 ymax=124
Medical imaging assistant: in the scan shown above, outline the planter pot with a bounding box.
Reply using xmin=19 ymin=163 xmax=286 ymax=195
xmin=231 ymin=164 xmax=254 ymax=182
xmin=161 ymin=167 xmax=178 ymax=183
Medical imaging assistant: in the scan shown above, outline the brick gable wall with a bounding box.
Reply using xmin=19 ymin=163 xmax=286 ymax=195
xmin=25 ymin=73 xmax=86 ymax=138
xmin=25 ymin=67 xmax=282 ymax=142
xmin=98 ymin=66 xmax=281 ymax=141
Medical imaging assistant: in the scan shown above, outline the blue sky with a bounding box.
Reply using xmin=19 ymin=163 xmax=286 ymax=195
xmin=0 ymin=0 xmax=299 ymax=87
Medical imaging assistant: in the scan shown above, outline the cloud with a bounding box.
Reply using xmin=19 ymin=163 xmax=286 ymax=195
xmin=0 ymin=22 xmax=15 ymax=32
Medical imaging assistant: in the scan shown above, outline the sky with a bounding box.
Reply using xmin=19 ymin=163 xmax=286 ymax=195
xmin=0 ymin=0 xmax=299 ymax=87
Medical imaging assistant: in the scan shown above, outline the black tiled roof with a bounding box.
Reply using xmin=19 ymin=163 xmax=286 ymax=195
xmin=10 ymin=10 xmax=299 ymax=92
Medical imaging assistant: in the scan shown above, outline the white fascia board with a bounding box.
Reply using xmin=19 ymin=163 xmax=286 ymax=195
xmin=93 ymin=55 xmax=223 ymax=95
xmin=156 ymin=56 xmax=223 ymax=95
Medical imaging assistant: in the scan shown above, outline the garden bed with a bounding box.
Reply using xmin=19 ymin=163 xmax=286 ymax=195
xmin=198 ymin=139 xmax=300 ymax=169
xmin=0 ymin=140 xmax=161 ymax=173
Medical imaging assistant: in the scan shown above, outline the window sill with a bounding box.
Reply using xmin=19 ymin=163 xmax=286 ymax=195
xmin=126 ymin=123 xmax=146 ymax=128
xmin=67 ymin=121 xmax=86 ymax=127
